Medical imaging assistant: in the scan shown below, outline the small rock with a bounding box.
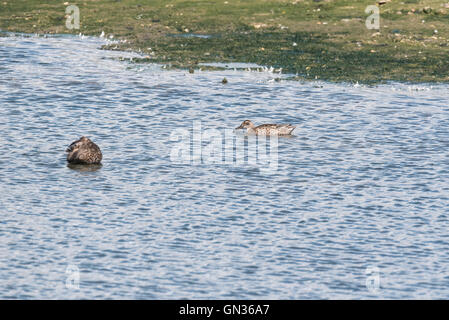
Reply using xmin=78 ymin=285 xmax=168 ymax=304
xmin=188 ymin=68 xmax=194 ymax=74
xmin=221 ymin=78 xmax=228 ymax=84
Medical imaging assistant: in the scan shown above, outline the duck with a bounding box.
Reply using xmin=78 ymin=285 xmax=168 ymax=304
xmin=66 ymin=136 xmax=102 ymax=164
xmin=235 ymin=120 xmax=296 ymax=135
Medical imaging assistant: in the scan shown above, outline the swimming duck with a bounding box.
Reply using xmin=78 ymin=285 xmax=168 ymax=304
xmin=235 ymin=120 xmax=296 ymax=135
xmin=66 ymin=136 xmax=102 ymax=164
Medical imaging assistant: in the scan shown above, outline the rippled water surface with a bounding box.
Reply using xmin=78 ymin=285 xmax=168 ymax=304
xmin=1 ymin=34 xmax=449 ymax=299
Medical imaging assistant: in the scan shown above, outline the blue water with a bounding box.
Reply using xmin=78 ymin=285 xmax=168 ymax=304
xmin=1 ymin=33 xmax=449 ymax=299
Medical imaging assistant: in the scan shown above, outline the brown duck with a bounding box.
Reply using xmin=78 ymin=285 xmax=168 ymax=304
xmin=235 ymin=120 xmax=296 ymax=135
xmin=66 ymin=136 xmax=102 ymax=164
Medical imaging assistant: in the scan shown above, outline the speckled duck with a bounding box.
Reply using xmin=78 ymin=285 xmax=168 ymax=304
xmin=236 ymin=120 xmax=296 ymax=135
xmin=66 ymin=136 xmax=102 ymax=164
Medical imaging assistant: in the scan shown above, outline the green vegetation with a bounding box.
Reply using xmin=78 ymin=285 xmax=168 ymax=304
xmin=1 ymin=0 xmax=448 ymax=83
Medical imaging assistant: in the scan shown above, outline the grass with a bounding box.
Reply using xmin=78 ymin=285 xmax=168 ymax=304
xmin=0 ymin=0 xmax=448 ymax=83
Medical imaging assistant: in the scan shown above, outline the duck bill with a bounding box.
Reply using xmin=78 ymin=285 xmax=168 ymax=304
xmin=235 ymin=125 xmax=244 ymax=130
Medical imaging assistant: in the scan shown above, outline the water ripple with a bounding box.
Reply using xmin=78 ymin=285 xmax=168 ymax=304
xmin=1 ymin=33 xmax=449 ymax=299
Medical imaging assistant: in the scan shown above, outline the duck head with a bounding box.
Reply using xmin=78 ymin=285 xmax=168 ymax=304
xmin=66 ymin=136 xmax=89 ymax=153
xmin=236 ymin=120 xmax=255 ymax=130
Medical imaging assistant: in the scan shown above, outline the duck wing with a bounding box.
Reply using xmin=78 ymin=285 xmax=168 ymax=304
xmin=255 ymin=123 xmax=296 ymax=135
xmin=281 ymin=124 xmax=296 ymax=134
xmin=255 ymin=124 xmax=279 ymax=130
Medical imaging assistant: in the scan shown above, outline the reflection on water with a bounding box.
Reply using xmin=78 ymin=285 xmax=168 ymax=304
xmin=67 ymin=163 xmax=103 ymax=172
xmin=1 ymin=33 xmax=449 ymax=299
xmin=167 ymin=33 xmax=215 ymax=39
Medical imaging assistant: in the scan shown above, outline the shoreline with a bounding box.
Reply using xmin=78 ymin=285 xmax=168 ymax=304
xmin=2 ymin=29 xmax=447 ymax=87
xmin=1 ymin=0 xmax=448 ymax=84
xmin=2 ymin=30 xmax=448 ymax=88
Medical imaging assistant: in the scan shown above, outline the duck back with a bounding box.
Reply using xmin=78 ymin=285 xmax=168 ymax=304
xmin=66 ymin=137 xmax=102 ymax=164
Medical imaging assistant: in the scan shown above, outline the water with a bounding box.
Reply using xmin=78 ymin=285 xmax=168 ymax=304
xmin=167 ymin=33 xmax=215 ymax=39
xmin=1 ymin=33 xmax=449 ymax=299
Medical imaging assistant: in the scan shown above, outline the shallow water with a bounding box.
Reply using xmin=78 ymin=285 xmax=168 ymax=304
xmin=1 ymin=33 xmax=449 ymax=299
